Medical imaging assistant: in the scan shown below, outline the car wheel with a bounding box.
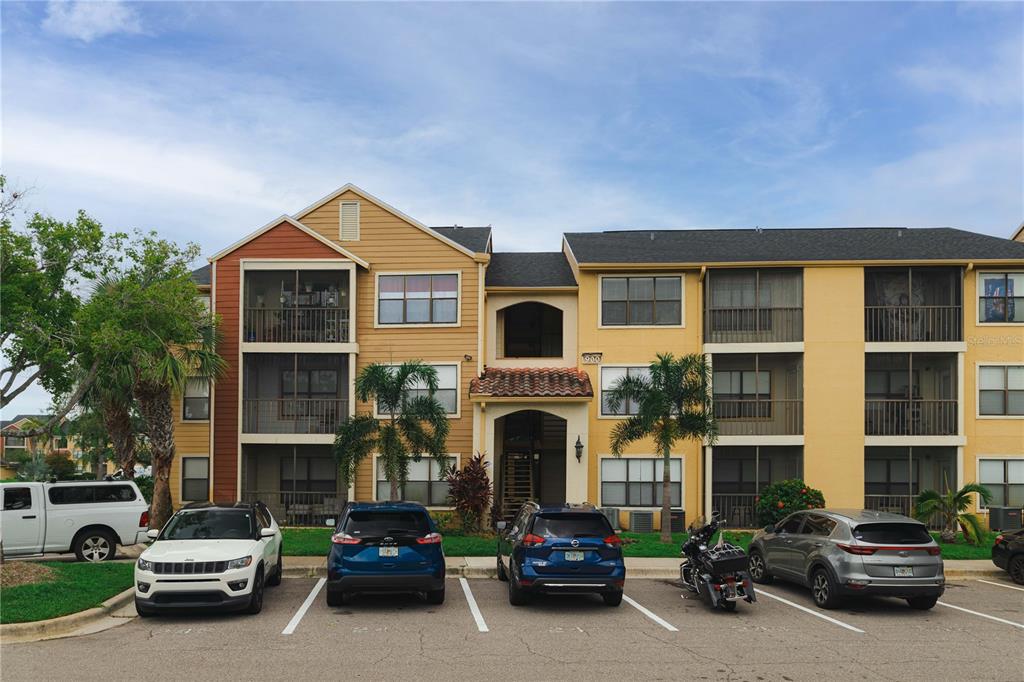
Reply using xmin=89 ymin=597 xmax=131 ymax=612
xmin=134 ymin=598 xmax=154 ymax=618
xmin=244 ymin=568 xmax=264 ymax=615
xmin=508 ymin=568 xmax=528 ymax=606
xmin=1009 ymin=555 xmax=1024 ymax=585
xmin=266 ymin=551 xmax=283 ymax=587
xmin=602 ymin=590 xmax=623 ymax=607
xmin=748 ymin=551 xmax=773 ymax=585
xmin=496 ymin=554 xmax=508 ymax=582
xmin=425 ymin=589 xmax=445 ymax=605
xmin=74 ymin=529 xmax=117 ymax=562
xmin=810 ymin=568 xmax=842 ymax=610
xmin=906 ymin=595 xmax=939 ymax=610
xmin=326 ymin=589 xmax=346 ymax=607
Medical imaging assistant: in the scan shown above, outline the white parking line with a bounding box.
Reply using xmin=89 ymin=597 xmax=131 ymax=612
xmin=756 ymin=589 xmax=865 ymax=634
xmin=281 ymin=578 xmax=326 ymax=636
xmin=459 ymin=578 xmax=489 ymax=633
xmin=622 ymin=594 xmax=678 ymax=632
xmin=977 ymin=578 xmax=1024 ymax=593
xmin=938 ymin=601 xmax=1024 ymax=630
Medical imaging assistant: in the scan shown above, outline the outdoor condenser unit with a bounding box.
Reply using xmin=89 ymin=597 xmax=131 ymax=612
xmin=988 ymin=507 xmax=1023 ymax=531
xmin=599 ymin=507 xmax=621 ymax=531
xmin=629 ymin=510 xmax=655 ymax=533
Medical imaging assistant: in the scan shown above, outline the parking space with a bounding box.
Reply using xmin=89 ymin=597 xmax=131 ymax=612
xmin=2 ymin=577 xmax=1021 ymax=680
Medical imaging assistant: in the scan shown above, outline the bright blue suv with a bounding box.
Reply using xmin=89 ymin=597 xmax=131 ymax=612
xmin=497 ymin=503 xmax=625 ymax=606
xmin=326 ymin=502 xmax=445 ymax=606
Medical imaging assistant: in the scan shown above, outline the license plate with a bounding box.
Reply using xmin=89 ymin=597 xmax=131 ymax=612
xmin=894 ymin=566 xmax=914 ymax=577
xmin=564 ymin=550 xmax=585 ymax=562
xmin=379 ymin=546 xmax=399 ymax=558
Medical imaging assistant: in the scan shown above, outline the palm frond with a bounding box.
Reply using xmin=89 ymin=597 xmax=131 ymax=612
xmin=333 ymin=414 xmax=379 ymax=486
xmin=958 ymin=512 xmax=988 ymax=545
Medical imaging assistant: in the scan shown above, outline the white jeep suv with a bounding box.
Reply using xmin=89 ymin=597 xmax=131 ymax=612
xmin=134 ymin=501 xmax=283 ymax=616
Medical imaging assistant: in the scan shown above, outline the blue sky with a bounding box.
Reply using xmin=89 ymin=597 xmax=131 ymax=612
xmin=2 ymin=1 xmax=1022 ymax=414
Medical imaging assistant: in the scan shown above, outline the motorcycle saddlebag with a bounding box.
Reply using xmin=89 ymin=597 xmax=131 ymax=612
xmin=704 ymin=544 xmax=750 ymax=575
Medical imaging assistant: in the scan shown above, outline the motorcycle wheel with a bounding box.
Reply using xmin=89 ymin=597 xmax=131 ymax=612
xmin=720 ymin=600 xmax=737 ymax=612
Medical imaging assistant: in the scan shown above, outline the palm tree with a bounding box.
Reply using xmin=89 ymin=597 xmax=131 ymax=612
xmin=914 ymin=477 xmax=992 ymax=545
xmin=607 ymin=353 xmax=717 ymax=543
xmin=334 ymin=361 xmax=451 ymax=501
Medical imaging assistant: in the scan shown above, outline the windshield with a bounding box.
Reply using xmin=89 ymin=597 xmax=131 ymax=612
xmin=160 ymin=509 xmax=254 ymax=541
xmin=343 ymin=511 xmax=430 ymax=537
xmin=531 ymin=513 xmax=612 ymax=539
xmin=853 ymin=523 xmax=932 ymax=545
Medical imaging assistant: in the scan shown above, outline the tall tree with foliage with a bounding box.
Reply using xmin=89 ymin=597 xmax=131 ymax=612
xmin=334 ymin=361 xmax=451 ymax=501
xmin=607 ymin=353 xmax=717 ymax=543
xmin=914 ymin=479 xmax=992 ymax=545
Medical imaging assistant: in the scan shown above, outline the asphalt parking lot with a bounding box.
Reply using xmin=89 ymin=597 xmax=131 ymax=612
xmin=2 ymin=576 xmax=1021 ymax=681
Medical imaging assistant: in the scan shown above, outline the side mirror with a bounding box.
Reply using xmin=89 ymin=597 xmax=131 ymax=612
xmin=763 ymin=524 xmax=775 ymax=534
xmin=496 ymin=521 xmax=507 ymax=531
xmin=259 ymin=527 xmax=276 ymax=538
xmin=146 ymin=529 xmax=159 ymax=540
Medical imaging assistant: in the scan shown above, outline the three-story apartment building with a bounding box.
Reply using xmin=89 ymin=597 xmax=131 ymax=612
xmin=171 ymin=184 xmax=1024 ymax=530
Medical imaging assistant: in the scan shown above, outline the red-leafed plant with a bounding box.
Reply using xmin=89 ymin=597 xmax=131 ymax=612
xmin=446 ymin=453 xmax=493 ymax=533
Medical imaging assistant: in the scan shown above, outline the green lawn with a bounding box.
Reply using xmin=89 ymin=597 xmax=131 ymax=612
xmin=0 ymin=562 xmax=135 ymax=625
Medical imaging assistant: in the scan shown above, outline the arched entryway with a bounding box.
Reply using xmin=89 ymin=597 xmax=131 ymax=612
xmin=494 ymin=410 xmax=567 ymax=520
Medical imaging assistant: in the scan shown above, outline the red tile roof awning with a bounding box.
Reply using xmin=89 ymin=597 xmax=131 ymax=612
xmin=470 ymin=367 xmax=594 ymax=399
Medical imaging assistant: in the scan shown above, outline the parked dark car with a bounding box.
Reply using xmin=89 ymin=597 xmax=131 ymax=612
xmin=326 ymin=502 xmax=445 ymax=606
xmin=992 ymin=528 xmax=1024 ymax=584
xmin=748 ymin=509 xmax=944 ymax=610
xmin=497 ymin=502 xmax=625 ymax=606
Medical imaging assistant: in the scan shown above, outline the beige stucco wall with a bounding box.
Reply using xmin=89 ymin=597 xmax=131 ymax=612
xmin=485 ymin=292 xmax=579 ymax=368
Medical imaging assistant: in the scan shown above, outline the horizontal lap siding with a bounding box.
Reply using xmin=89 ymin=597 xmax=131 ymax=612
xmin=169 ymin=416 xmax=210 ymax=505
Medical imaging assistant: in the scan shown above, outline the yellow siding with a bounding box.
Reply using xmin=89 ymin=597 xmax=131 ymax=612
xmin=169 ymin=393 xmax=211 ymax=506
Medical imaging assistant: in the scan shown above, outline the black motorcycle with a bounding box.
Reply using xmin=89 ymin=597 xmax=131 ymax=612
xmin=679 ymin=514 xmax=756 ymax=611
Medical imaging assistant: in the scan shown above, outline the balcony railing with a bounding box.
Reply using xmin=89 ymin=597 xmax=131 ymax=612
xmin=864 ymin=399 xmax=957 ymax=436
xmin=242 ymin=398 xmax=348 ymax=434
xmin=244 ymin=307 xmax=350 ymax=344
xmin=864 ymin=494 xmax=942 ymax=530
xmin=705 ymin=307 xmax=803 ymax=343
xmin=714 ymin=399 xmax=804 ymax=435
xmin=864 ymin=305 xmax=962 ymax=343
xmin=241 ymin=490 xmax=343 ymax=527
xmin=711 ymin=493 xmax=759 ymax=528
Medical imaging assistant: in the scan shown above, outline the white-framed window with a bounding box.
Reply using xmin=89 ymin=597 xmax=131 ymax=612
xmin=3 ymin=434 xmax=26 ymax=449
xmin=978 ymin=365 xmax=1024 ymax=417
xmin=183 ymin=378 xmax=210 ymax=421
xmin=600 ymin=275 xmax=682 ymax=327
xmin=601 ymin=457 xmax=682 ymax=507
xmin=375 ymin=363 xmax=459 ymax=416
xmin=181 ymin=457 xmax=210 ymax=502
xmin=978 ymin=458 xmax=1024 ymax=509
xmin=340 ymin=201 xmax=360 ymax=241
xmin=376 ymin=456 xmax=457 ymax=506
xmin=377 ymin=273 xmax=459 ymax=325
xmin=978 ymin=272 xmax=1023 ymax=324
xmin=600 ymin=366 xmax=649 ymax=416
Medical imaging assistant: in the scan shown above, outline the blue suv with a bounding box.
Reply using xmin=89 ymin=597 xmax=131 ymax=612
xmin=326 ymin=502 xmax=445 ymax=606
xmin=497 ymin=503 xmax=625 ymax=606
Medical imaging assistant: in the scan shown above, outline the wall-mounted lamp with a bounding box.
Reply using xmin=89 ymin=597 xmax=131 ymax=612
xmin=574 ymin=436 xmax=584 ymax=463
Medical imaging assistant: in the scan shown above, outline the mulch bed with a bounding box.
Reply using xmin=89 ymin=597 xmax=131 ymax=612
xmin=0 ymin=561 xmax=55 ymax=589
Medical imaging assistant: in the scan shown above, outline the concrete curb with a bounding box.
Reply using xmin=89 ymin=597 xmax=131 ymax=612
xmin=0 ymin=587 xmax=136 ymax=644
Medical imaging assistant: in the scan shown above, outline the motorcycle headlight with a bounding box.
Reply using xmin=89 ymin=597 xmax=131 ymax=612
xmin=137 ymin=557 xmax=154 ymax=572
xmin=227 ymin=556 xmax=253 ymax=570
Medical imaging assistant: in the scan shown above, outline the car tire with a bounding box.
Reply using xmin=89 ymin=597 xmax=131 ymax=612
xmin=508 ymin=569 xmax=528 ymax=606
xmin=748 ymin=550 xmax=773 ymax=585
xmin=425 ymin=589 xmax=445 ymax=605
xmin=74 ymin=529 xmax=117 ymax=562
xmin=326 ymin=589 xmax=346 ymax=607
xmin=1009 ymin=555 xmax=1024 ymax=585
xmin=602 ymin=590 xmax=623 ymax=607
xmin=244 ymin=568 xmax=264 ymax=615
xmin=266 ymin=551 xmax=283 ymax=587
xmin=906 ymin=595 xmax=939 ymax=610
xmin=496 ymin=554 xmax=508 ymax=582
xmin=134 ymin=598 xmax=154 ymax=618
xmin=810 ymin=567 xmax=842 ymax=610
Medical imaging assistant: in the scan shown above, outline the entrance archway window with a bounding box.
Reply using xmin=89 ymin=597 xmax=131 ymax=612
xmin=501 ymin=302 xmax=562 ymax=358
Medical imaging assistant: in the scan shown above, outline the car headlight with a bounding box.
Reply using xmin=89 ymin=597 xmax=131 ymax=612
xmin=227 ymin=556 xmax=253 ymax=570
xmin=137 ymin=558 xmax=154 ymax=572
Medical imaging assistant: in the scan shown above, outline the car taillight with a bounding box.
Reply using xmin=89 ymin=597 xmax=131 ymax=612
xmin=926 ymin=547 xmax=941 ymax=556
xmin=994 ymin=534 xmax=1004 ymax=546
xmin=139 ymin=511 xmax=149 ymax=528
xmin=522 ymin=534 xmax=545 ymax=546
xmin=604 ymin=535 xmax=622 ymax=546
xmin=416 ymin=533 xmax=443 ymax=544
xmin=331 ymin=532 xmax=361 ymax=544
xmin=837 ymin=543 xmax=878 ymax=555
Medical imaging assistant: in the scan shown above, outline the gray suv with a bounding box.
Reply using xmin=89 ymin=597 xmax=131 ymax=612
xmin=747 ymin=509 xmax=944 ymax=610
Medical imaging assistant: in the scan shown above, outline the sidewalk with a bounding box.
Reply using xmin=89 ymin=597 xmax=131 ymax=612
xmin=283 ymin=556 xmax=1004 ymax=580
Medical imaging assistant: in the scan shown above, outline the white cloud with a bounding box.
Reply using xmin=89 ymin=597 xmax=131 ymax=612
xmin=41 ymin=1 xmax=143 ymax=43
xmin=898 ymin=38 xmax=1023 ymax=107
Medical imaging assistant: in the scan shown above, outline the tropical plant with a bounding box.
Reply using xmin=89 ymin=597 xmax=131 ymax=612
xmin=334 ymin=361 xmax=450 ymax=501
xmin=607 ymin=353 xmax=717 ymax=542
xmin=755 ymin=479 xmax=825 ymax=526
xmin=446 ymin=453 xmax=493 ymax=533
xmin=44 ymin=451 xmax=77 ymax=479
xmin=914 ymin=479 xmax=992 ymax=544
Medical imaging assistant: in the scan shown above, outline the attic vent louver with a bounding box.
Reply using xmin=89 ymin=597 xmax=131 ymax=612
xmin=340 ymin=201 xmax=359 ymax=241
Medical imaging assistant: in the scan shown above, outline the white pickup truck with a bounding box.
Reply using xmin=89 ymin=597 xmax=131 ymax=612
xmin=0 ymin=481 xmax=150 ymax=561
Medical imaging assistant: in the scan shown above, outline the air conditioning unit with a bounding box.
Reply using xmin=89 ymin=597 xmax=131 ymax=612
xmin=670 ymin=510 xmax=686 ymax=533
xmin=629 ymin=510 xmax=655 ymax=533
xmin=599 ymin=507 xmax=621 ymax=531
xmin=988 ymin=507 xmax=1023 ymax=531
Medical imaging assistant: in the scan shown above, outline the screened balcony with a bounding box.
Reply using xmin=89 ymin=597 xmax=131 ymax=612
xmin=242 ymin=354 xmax=349 ymax=435
xmin=865 ymin=353 xmax=958 ymax=436
xmin=711 ymin=446 xmax=804 ymax=528
xmin=712 ymin=353 xmax=803 ymax=435
xmin=240 ymin=444 xmax=344 ymax=526
xmin=704 ymin=268 xmax=803 ymax=343
xmin=864 ymin=446 xmax=956 ymax=529
xmin=244 ymin=270 xmax=351 ymax=344
xmin=865 ymin=267 xmax=962 ymax=342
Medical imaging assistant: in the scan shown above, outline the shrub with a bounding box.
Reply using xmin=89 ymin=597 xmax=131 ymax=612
xmin=755 ymin=479 xmax=825 ymax=526
xmin=431 ymin=510 xmax=461 ymax=534
xmin=445 ymin=453 xmax=493 ymax=533
xmin=44 ymin=452 xmax=77 ymax=479
xmin=133 ymin=475 xmax=154 ymax=503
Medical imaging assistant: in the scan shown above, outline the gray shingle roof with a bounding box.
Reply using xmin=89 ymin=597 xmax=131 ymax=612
xmin=564 ymin=228 xmax=1024 ymax=264
xmin=191 ymin=264 xmax=211 ymax=286
xmin=486 ymin=252 xmax=577 ymax=287
xmin=431 ymin=226 xmax=492 ymax=253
